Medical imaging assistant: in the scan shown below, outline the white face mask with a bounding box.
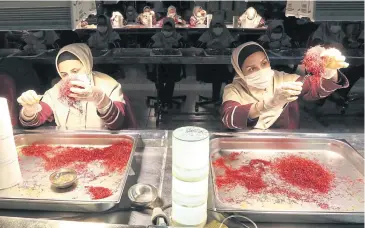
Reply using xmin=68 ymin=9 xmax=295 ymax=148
xmin=271 ymin=33 xmax=282 ymax=40
xmin=97 ymin=26 xmax=108 ymax=33
xmin=244 ymin=67 xmax=274 ymax=89
xmin=330 ymin=25 xmax=341 ymax=34
xmin=168 ymin=12 xmax=176 ymax=18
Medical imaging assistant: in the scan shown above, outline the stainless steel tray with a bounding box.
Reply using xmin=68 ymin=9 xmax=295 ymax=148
xmin=0 ymin=133 xmax=137 ymax=212
xmin=209 ymin=136 xmax=364 ymax=223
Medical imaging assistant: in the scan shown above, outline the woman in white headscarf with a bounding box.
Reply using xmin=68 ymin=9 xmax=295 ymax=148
xmin=221 ymin=42 xmax=349 ymax=130
xmin=17 ymin=43 xmax=136 ymax=129
xmin=238 ymin=7 xmax=265 ymax=29
xmin=136 ymin=6 xmax=157 ymax=26
xmin=88 ymin=15 xmax=122 ymax=49
xmin=157 ymin=5 xmax=186 ymax=27
xmin=190 ymin=6 xmax=207 ymax=27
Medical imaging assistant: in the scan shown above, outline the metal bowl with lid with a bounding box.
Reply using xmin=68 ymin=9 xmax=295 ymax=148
xmin=49 ymin=168 xmax=77 ymax=189
xmin=128 ymin=183 xmax=158 ymax=207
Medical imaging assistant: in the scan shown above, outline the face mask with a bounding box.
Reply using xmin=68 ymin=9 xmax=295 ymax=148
xmin=330 ymin=25 xmax=341 ymax=34
xmin=32 ymin=31 xmax=43 ymax=38
xmin=162 ymin=31 xmax=173 ymax=37
xmin=244 ymin=67 xmax=274 ymax=89
xmin=213 ymin=28 xmax=223 ymax=36
xmin=97 ymin=26 xmax=107 ymax=33
xmin=271 ymin=33 xmax=282 ymax=40
xmin=168 ymin=13 xmax=176 ymax=18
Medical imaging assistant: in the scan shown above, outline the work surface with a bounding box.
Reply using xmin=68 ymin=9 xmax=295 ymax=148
xmin=1 ymin=48 xmax=364 ymax=65
xmin=0 ymin=129 xmax=363 ymax=228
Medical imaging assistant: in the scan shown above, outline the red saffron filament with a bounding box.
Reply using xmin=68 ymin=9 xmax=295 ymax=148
xmin=86 ymin=186 xmax=112 ymax=199
xmin=21 ymin=141 xmax=133 ymax=172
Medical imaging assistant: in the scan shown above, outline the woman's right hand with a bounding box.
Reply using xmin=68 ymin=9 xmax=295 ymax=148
xmin=17 ymin=90 xmax=42 ymax=117
xmin=264 ymin=82 xmax=303 ymax=109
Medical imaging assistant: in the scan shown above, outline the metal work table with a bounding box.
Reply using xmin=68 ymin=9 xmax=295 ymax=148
xmin=2 ymin=48 xmax=364 ymax=65
xmin=0 ymin=129 xmax=363 ymax=228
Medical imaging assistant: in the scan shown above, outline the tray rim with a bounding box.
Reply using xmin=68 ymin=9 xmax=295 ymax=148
xmin=209 ymin=135 xmax=365 ymax=215
xmin=4 ymin=132 xmax=139 ymax=206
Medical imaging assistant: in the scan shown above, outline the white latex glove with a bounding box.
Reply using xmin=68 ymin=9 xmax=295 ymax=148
xmin=17 ymin=90 xmax=42 ymax=117
xmin=69 ymin=81 xmax=105 ymax=106
xmin=254 ymin=108 xmax=283 ymax=130
xmin=320 ymin=48 xmax=349 ymax=79
xmin=263 ymin=82 xmax=303 ymax=109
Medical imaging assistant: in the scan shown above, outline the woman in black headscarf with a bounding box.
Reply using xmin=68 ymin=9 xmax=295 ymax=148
xmin=125 ymin=6 xmax=138 ymax=24
xmin=195 ymin=15 xmax=239 ymax=103
xmin=146 ymin=18 xmax=186 ymax=109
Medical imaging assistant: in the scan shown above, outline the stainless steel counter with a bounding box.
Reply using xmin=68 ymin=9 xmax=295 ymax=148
xmin=3 ymin=48 xmax=364 ymax=65
xmin=0 ymin=129 xmax=363 ymax=228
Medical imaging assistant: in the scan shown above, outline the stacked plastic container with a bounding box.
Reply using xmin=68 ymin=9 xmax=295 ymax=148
xmin=171 ymin=126 xmax=209 ymax=227
xmin=0 ymin=97 xmax=22 ymax=189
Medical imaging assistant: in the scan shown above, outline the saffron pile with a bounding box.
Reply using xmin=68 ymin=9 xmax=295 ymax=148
xmin=302 ymin=45 xmax=327 ymax=80
xmin=273 ymin=155 xmax=333 ymax=193
xmin=213 ymin=153 xmax=334 ymax=201
xmin=86 ymin=186 xmax=113 ymax=200
xmin=58 ymin=76 xmax=80 ymax=111
xmin=213 ymin=153 xmax=271 ymax=193
xmin=21 ymin=141 xmax=133 ymax=172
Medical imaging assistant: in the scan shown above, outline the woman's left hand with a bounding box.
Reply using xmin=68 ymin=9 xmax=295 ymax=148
xmin=320 ymin=48 xmax=349 ymax=79
xmin=69 ymin=81 xmax=105 ymax=105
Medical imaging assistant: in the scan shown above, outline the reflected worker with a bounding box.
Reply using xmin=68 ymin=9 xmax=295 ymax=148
xmin=136 ymin=6 xmax=157 ymax=26
xmin=157 ymin=6 xmax=186 ymax=27
xmin=221 ymin=42 xmax=349 ymax=130
xmin=238 ymin=7 xmax=265 ymax=29
xmin=88 ymin=15 xmax=122 ymax=49
xmin=17 ymin=44 xmax=136 ymax=130
xmin=190 ymin=6 xmax=207 ymax=27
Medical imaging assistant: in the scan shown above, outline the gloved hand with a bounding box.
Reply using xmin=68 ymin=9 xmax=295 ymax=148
xmin=69 ymin=81 xmax=106 ymax=108
xmin=263 ymin=82 xmax=303 ymax=109
xmin=17 ymin=90 xmax=42 ymax=117
xmin=320 ymin=48 xmax=349 ymax=79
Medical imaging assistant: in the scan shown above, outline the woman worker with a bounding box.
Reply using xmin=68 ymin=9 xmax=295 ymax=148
xmin=88 ymin=15 xmax=122 ymax=49
xmin=221 ymin=42 xmax=349 ymax=130
xmin=17 ymin=43 xmax=135 ymax=130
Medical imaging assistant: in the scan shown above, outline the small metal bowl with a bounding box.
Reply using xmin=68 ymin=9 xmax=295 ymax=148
xmin=128 ymin=183 xmax=158 ymax=207
xmin=49 ymin=168 xmax=77 ymax=189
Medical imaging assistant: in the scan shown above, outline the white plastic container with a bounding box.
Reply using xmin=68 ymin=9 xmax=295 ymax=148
xmin=172 ymin=126 xmax=209 ymax=170
xmin=0 ymin=135 xmax=19 ymax=163
xmin=171 ymin=201 xmax=207 ymax=227
xmin=172 ymin=126 xmax=209 ymax=227
xmin=172 ymin=176 xmax=208 ymax=206
xmin=0 ymin=159 xmax=22 ymax=190
xmin=0 ymin=97 xmax=14 ymax=139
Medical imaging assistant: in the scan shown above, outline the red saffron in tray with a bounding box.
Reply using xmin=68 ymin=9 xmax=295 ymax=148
xmin=21 ymin=141 xmax=133 ymax=172
xmin=273 ymin=155 xmax=333 ymax=193
xmin=213 ymin=154 xmax=334 ymax=202
xmin=215 ymin=154 xmax=271 ymax=193
xmin=86 ymin=186 xmax=112 ymax=199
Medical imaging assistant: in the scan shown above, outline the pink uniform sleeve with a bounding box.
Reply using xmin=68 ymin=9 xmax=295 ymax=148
xmin=190 ymin=17 xmax=197 ymax=26
xmin=97 ymin=101 xmax=126 ymax=130
xmin=19 ymin=101 xmax=54 ymax=128
xmin=221 ymin=100 xmax=253 ymax=129
xmin=299 ymin=71 xmax=349 ymax=101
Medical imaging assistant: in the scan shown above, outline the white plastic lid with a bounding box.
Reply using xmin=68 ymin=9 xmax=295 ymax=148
xmin=172 ymin=126 xmax=209 ymax=142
